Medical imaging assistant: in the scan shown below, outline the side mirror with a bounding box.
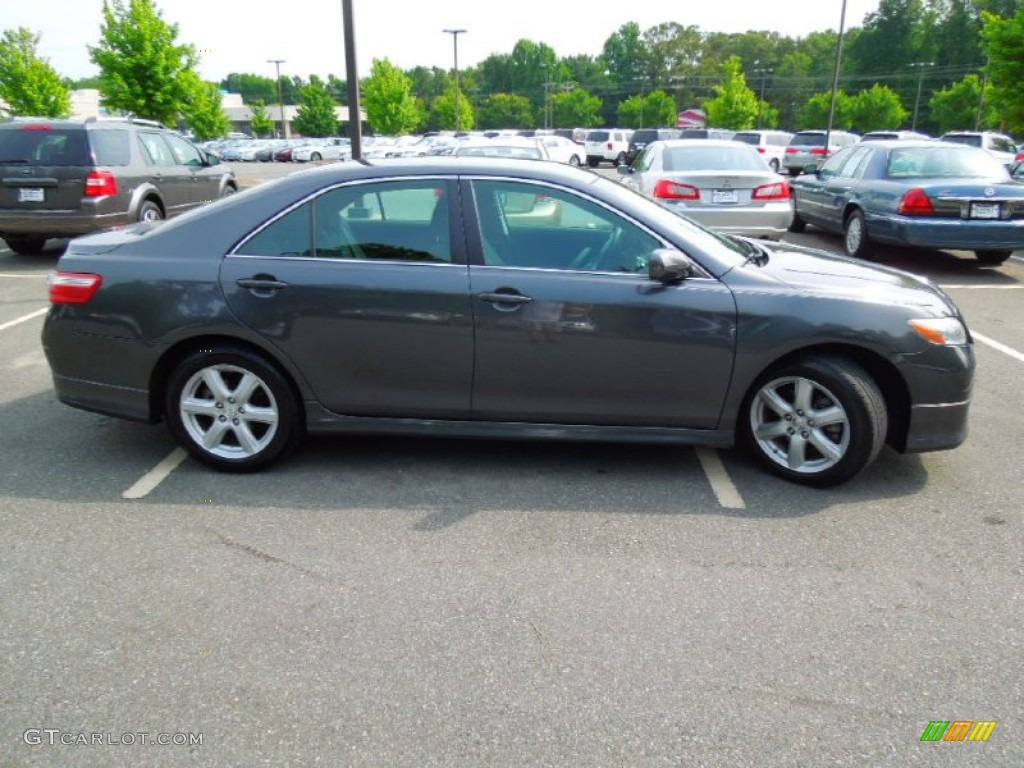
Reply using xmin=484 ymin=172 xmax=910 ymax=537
xmin=617 ymin=164 xmax=634 ymax=175
xmin=205 ymin=152 xmax=221 ymax=167
xmin=802 ymin=162 xmax=818 ymax=175
xmin=648 ymin=248 xmax=694 ymax=285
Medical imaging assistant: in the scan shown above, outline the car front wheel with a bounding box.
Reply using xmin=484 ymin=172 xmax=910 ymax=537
xmin=569 ymin=154 xmax=581 ymax=167
xmin=138 ymin=200 xmax=163 ymax=223
xmin=975 ymin=249 xmax=1012 ymax=265
xmin=4 ymin=237 xmax=47 ymax=254
xmin=165 ymin=347 xmax=303 ymax=472
xmin=843 ymin=209 xmax=874 ymax=260
xmin=743 ymin=356 xmax=887 ymax=487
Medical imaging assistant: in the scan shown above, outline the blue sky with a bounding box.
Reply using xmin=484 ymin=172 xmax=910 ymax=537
xmin=8 ymin=0 xmax=881 ymax=83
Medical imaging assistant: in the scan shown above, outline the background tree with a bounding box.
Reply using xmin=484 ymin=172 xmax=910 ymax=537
xmin=0 ymin=28 xmax=72 ymax=117
xmin=179 ymin=71 xmax=230 ymax=139
xmin=429 ymin=86 xmax=476 ymax=131
xmin=981 ymin=6 xmax=1024 ymax=132
xmin=219 ymin=72 xmax=276 ymax=105
xmin=550 ymin=88 xmax=603 ymax=128
xmin=362 ymin=58 xmax=422 ymax=135
xmin=476 ymin=93 xmax=534 ymax=129
xmin=602 ymin=22 xmax=649 ymax=88
xmin=928 ymin=74 xmax=998 ymax=132
xmin=292 ymin=75 xmax=339 ymax=137
xmin=405 ymin=66 xmax=451 ymax=104
xmin=617 ymin=90 xmax=676 ymax=128
xmin=702 ymin=57 xmax=759 ymax=129
xmin=248 ymin=99 xmax=276 ymax=137
xmin=847 ymin=84 xmax=908 ymax=132
xmin=798 ymin=90 xmax=854 ymax=129
xmin=89 ymin=0 xmax=198 ymax=124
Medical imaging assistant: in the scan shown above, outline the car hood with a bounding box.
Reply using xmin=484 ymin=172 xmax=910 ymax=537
xmin=733 ymin=239 xmax=957 ymax=313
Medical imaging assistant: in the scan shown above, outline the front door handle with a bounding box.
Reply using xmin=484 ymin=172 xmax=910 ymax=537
xmin=237 ymin=276 xmax=289 ymax=294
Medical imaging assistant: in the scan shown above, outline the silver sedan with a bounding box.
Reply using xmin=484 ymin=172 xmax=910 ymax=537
xmin=618 ymin=139 xmax=793 ymax=240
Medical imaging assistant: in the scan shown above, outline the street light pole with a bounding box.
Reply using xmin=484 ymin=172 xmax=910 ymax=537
xmin=753 ymin=66 xmax=773 ymax=129
xmin=909 ymin=61 xmax=935 ymax=132
xmin=825 ymin=0 xmax=848 ymax=156
xmin=267 ymin=59 xmax=286 ymax=138
xmin=442 ymin=29 xmax=467 ymax=132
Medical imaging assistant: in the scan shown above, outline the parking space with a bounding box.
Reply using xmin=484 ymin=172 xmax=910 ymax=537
xmin=3 ymin=190 xmax=1023 ymax=764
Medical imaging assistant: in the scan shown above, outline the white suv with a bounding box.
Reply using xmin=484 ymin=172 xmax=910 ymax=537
xmin=940 ymin=131 xmax=1018 ymax=168
xmin=585 ymin=129 xmax=632 ymax=167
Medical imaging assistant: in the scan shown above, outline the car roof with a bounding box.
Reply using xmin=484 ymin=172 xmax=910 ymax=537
xmin=655 ymin=139 xmax=753 ymax=148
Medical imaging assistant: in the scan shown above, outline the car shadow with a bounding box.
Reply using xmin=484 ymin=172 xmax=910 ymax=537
xmin=1 ymin=239 xmax=67 ymax=262
xmin=2 ymin=390 xmax=931 ymax=527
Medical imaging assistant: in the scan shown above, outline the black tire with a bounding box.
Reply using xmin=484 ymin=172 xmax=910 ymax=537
xmin=788 ymin=212 xmax=807 ymax=233
xmin=569 ymin=154 xmax=582 ymax=167
xmin=587 ymin=158 xmax=599 ymax=168
xmin=165 ymin=346 xmax=304 ymax=472
xmin=614 ymin=152 xmax=627 ymax=166
xmin=137 ymin=200 xmax=163 ymax=223
xmin=769 ymin=158 xmax=781 ymax=172
xmin=843 ymin=209 xmax=874 ymax=260
xmin=4 ymin=237 xmax=47 ymax=254
xmin=311 ymin=152 xmax=322 ymax=162
xmin=221 ymin=184 xmax=237 ymax=198
xmin=974 ymin=249 xmax=1012 ymax=265
xmin=742 ymin=355 xmax=887 ymax=487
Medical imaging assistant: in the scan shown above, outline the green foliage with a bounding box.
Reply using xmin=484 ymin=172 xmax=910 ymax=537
xmin=248 ymin=99 xmax=276 ymax=138
xmin=405 ymin=66 xmax=451 ymax=103
xmin=617 ymin=90 xmax=677 ymax=128
xmin=550 ymin=88 xmax=603 ymax=128
xmin=179 ymin=71 xmax=230 ymax=140
xmin=702 ymin=57 xmax=759 ymax=129
xmin=982 ymin=7 xmax=1024 ymax=133
xmin=0 ymin=28 xmax=72 ymax=117
xmin=362 ymin=58 xmax=422 ymax=135
xmin=928 ymin=74 xmax=998 ymax=132
xmin=89 ymin=0 xmax=198 ymax=125
xmin=602 ymin=22 xmax=648 ymax=86
xmin=476 ymin=93 xmax=534 ymax=129
xmin=220 ymin=72 xmax=276 ymax=105
xmin=847 ymin=84 xmax=908 ymax=133
xmin=430 ymin=87 xmax=476 ymax=131
xmin=798 ymin=90 xmax=853 ymax=130
xmin=292 ymin=76 xmax=339 ymax=137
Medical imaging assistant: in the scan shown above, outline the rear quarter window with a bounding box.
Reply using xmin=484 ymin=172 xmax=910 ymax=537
xmin=89 ymin=129 xmax=131 ymax=166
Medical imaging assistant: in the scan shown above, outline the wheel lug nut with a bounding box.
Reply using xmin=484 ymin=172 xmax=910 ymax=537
xmin=801 ymin=431 xmax=809 ymax=438
xmin=228 ymin=397 xmax=236 ymax=404
xmin=785 ymin=414 xmax=793 ymax=421
xmin=787 ymin=427 xmax=796 ymax=435
xmin=233 ymin=418 xmax=240 ymax=425
xmin=238 ymin=408 xmax=244 ymax=414
xmin=216 ymin=402 xmax=224 ymax=409
xmin=218 ymin=415 xmax=226 ymax=422
xmin=797 ymin=410 xmax=804 ymax=416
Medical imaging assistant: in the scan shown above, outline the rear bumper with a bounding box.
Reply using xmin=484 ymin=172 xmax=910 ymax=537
xmin=661 ymin=201 xmax=793 ymax=239
xmin=868 ymin=214 xmax=1024 ymax=251
xmin=0 ymin=209 xmax=132 ymax=239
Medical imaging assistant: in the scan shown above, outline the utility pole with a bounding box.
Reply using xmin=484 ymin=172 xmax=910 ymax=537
xmin=267 ymin=59 xmax=286 ymax=138
xmin=443 ymin=29 xmax=467 ymax=132
xmin=753 ymin=66 xmax=773 ymax=129
xmin=909 ymin=61 xmax=935 ymax=132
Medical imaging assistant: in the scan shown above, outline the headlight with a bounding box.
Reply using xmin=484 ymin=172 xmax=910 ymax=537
xmin=908 ymin=317 xmax=969 ymax=346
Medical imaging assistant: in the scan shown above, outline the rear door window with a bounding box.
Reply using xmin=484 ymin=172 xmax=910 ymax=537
xmin=137 ymin=132 xmax=176 ymax=166
xmin=0 ymin=127 xmax=91 ymax=166
xmin=89 ymin=129 xmax=131 ymax=166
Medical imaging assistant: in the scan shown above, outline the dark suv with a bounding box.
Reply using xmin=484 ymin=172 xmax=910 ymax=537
xmin=624 ymin=128 xmax=680 ymax=165
xmin=0 ymin=116 xmax=236 ymax=254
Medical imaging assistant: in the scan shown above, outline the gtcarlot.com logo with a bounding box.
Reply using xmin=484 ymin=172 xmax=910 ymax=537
xmin=920 ymin=720 xmax=997 ymax=742
xmin=23 ymin=729 xmax=203 ymax=747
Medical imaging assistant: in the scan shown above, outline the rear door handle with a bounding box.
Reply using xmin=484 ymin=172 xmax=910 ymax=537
xmin=476 ymin=292 xmax=532 ymax=305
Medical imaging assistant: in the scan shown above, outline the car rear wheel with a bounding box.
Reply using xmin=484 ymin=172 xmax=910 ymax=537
xmin=165 ymin=347 xmax=303 ymax=472
xmin=4 ymin=237 xmax=47 ymax=255
xmin=311 ymin=152 xmax=322 ymax=161
xmin=787 ymin=212 xmax=807 ymax=233
xmin=138 ymin=200 xmax=163 ymax=223
xmin=569 ymin=155 xmax=581 ymax=167
xmin=769 ymin=158 xmax=780 ymax=172
xmin=843 ymin=209 xmax=874 ymax=260
xmin=614 ymin=152 xmax=626 ymax=166
xmin=587 ymin=158 xmax=599 ymax=168
xmin=974 ymin=249 xmax=1012 ymax=265
xmin=743 ymin=355 xmax=887 ymax=487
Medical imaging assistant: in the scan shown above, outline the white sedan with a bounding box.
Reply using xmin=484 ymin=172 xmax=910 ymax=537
xmin=292 ymin=138 xmax=351 ymax=162
xmin=538 ymin=135 xmax=586 ymax=166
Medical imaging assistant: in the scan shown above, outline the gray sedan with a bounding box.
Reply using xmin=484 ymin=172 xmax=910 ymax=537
xmin=618 ymin=139 xmax=794 ymax=240
xmin=42 ymin=158 xmax=974 ymax=486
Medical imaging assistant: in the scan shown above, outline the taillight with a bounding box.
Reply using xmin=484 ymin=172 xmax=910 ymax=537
xmin=48 ymin=272 xmax=103 ymax=304
xmin=607 ymin=142 xmax=613 ymax=150
xmin=20 ymin=124 xmax=53 ymax=131
xmin=810 ymin=147 xmax=827 ymax=156
xmin=653 ymin=180 xmax=700 ymax=200
xmin=752 ymin=181 xmax=790 ymax=200
xmin=757 ymin=147 xmax=766 ymax=153
xmin=84 ymin=169 xmax=118 ymax=197
xmin=785 ymin=147 xmax=798 ymax=154
xmin=898 ymin=188 xmax=934 ymax=215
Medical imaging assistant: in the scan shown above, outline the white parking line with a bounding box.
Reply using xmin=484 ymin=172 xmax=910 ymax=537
xmin=0 ymin=272 xmax=46 ymax=278
xmin=972 ymin=331 xmax=1024 ymax=364
xmin=122 ymin=448 xmax=188 ymax=499
xmin=696 ymin=448 xmax=746 ymax=509
xmin=940 ymin=284 xmax=1021 ymax=290
xmin=0 ymin=307 xmax=48 ymax=332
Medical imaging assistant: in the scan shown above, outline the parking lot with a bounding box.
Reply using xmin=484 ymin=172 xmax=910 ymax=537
xmin=2 ymin=162 xmax=1022 ymax=766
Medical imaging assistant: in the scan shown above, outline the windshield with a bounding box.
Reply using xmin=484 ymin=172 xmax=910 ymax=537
xmin=790 ymin=133 xmax=827 ymax=147
xmin=887 ymin=146 xmax=1009 ymax=179
xmin=941 ymin=134 xmax=982 ymax=148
